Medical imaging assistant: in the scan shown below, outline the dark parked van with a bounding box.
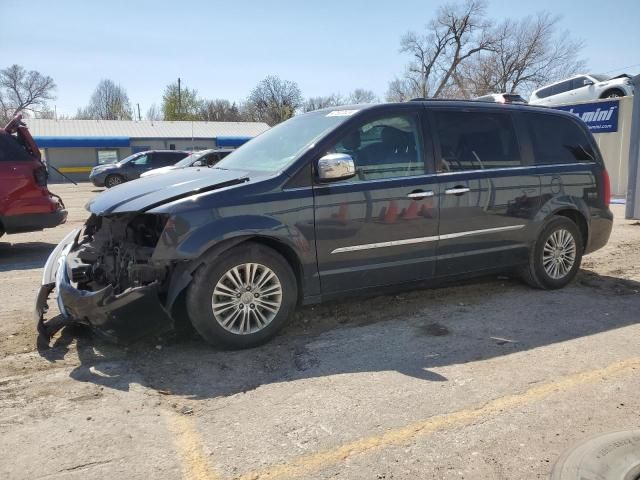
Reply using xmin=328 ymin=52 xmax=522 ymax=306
xmin=89 ymin=150 xmax=190 ymax=188
xmin=37 ymin=101 xmax=612 ymax=348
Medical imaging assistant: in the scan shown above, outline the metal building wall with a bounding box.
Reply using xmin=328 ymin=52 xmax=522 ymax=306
xmin=591 ymin=96 xmax=633 ymax=197
xmin=46 ymin=147 xmax=132 ymax=183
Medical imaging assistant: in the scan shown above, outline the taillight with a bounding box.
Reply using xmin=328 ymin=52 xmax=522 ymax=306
xmin=602 ymin=168 xmax=611 ymax=207
xmin=34 ymin=165 xmax=48 ymax=187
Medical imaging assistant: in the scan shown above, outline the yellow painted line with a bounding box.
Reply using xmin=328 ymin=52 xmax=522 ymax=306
xmin=58 ymin=166 xmax=93 ymax=173
xmin=238 ymin=356 xmax=640 ymax=480
xmin=165 ymin=411 xmax=221 ymax=480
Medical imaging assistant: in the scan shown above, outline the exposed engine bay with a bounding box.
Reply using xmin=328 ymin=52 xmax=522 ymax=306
xmin=70 ymin=213 xmax=170 ymax=295
xmin=36 ymin=213 xmax=179 ymax=342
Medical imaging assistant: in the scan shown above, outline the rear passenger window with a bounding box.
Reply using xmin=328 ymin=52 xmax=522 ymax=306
xmin=330 ymin=115 xmax=424 ymax=181
xmin=433 ymin=111 xmax=521 ymax=172
xmin=154 ymin=153 xmax=180 ymax=166
xmin=526 ymin=113 xmax=595 ymax=164
xmin=553 ymin=80 xmax=574 ymax=94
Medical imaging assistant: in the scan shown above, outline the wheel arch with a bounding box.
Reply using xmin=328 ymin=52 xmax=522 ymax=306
xmin=166 ymin=234 xmax=305 ymax=313
xmin=550 ymin=208 xmax=589 ymax=252
xmin=599 ymin=88 xmax=625 ymax=99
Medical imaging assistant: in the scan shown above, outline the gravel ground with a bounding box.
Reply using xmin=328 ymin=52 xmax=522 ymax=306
xmin=1 ymin=183 xmax=639 ymax=480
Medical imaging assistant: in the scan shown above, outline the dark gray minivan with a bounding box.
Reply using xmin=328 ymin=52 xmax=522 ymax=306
xmin=38 ymin=101 xmax=613 ymax=348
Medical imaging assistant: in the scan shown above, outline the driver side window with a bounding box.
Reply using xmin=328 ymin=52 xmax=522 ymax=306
xmin=328 ymin=114 xmax=424 ymax=182
xmin=131 ymin=154 xmax=149 ymax=166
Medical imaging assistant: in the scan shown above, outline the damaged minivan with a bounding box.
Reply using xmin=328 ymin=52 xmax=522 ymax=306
xmin=37 ymin=101 xmax=613 ymax=348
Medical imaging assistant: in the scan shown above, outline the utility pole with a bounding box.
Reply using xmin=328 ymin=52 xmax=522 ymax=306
xmin=136 ymin=103 xmax=141 ymax=121
xmin=178 ymin=77 xmax=181 ymax=118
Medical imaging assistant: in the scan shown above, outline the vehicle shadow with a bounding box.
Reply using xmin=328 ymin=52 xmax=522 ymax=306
xmin=36 ymin=270 xmax=640 ymax=399
xmin=0 ymin=241 xmax=56 ymax=271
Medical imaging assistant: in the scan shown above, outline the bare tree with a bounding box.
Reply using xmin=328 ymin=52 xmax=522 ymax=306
xmin=347 ymin=89 xmax=378 ymax=104
xmin=146 ymin=103 xmax=163 ymax=121
xmin=79 ymin=79 xmax=132 ymax=120
xmin=0 ymin=64 xmax=56 ymax=123
xmin=392 ymin=0 xmax=495 ymax=99
xmin=245 ymin=76 xmax=303 ymax=125
xmin=386 ymin=77 xmax=420 ymax=102
xmin=460 ymin=12 xmax=586 ymax=97
xmin=197 ymin=99 xmax=243 ymax=121
xmin=303 ymin=94 xmax=344 ymax=112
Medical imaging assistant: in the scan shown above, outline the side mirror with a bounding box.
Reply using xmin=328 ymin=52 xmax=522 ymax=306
xmin=192 ymin=160 xmax=204 ymax=167
xmin=583 ymin=79 xmax=594 ymax=86
xmin=317 ymin=153 xmax=356 ymax=182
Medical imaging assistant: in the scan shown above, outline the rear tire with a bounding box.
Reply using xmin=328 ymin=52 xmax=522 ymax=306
xmin=104 ymin=174 xmax=125 ymax=188
xmin=186 ymin=242 xmax=297 ymax=349
xmin=521 ymin=216 xmax=583 ymax=289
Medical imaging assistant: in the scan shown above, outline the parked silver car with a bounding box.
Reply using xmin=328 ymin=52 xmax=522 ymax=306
xmin=529 ymin=74 xmax=634 ymax=106
xmin=140 ymin=148 xmax=234 ymax=178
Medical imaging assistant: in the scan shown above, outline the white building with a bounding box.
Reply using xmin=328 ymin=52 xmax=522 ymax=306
xmin=26 ymin=118 xmax=270 ymax=182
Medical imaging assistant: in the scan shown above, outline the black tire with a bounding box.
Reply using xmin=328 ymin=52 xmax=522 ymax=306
xmin=186 ymin=242 xmax=297 ymax=349
xmin=521 ymin=216 xmax=583 ymax=289
xmin=104 ymin=174 xmax=125 ymax=188
xmin=551 ymin=430 xmax=640 ymax=480
xmin=601 ymin=88 xmax=625 ymax=99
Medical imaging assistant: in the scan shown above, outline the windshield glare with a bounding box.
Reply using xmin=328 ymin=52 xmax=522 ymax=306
xmin=215 ymin=111 xmax=354 ymax=173
xmin=590 ymin=74 xmax=610 ymax=82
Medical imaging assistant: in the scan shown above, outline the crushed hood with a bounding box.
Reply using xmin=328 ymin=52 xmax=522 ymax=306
xmin=87 ymin=167 xmax=249 ymax=215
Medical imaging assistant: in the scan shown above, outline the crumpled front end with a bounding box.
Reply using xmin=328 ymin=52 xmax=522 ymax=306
xmin=36 ymin=213 xmax=176 ymax=342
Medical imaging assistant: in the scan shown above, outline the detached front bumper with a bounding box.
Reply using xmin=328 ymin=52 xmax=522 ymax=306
xmin=35 ymin=229 xmax=173 ymax=342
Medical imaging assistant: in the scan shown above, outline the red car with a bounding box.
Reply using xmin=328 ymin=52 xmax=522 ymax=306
xmin=0 ymin=115 xmax=66 ymax=237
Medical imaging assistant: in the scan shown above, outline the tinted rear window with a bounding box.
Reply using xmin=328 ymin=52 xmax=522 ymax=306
xmin=536 ymin=86 xmax=554 ymax=99
xmin=0 ymin=132 xmax=35 ymax=162
xmin=433 ymin=110 xmax=522 ymax=171
xmin=526 ymin=113 xmax=596 ymax=164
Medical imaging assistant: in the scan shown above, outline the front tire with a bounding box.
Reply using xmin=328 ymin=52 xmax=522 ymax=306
xmin=186 ymin=243 xmax=298 ymax=349
xmin=104 ymin=174 xmax=125 ymax=188
xmin=521 ymin=216 xmax=583 ymax=289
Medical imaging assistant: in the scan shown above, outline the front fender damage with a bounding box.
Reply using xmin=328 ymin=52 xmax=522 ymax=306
xmin=36 ymin=213 xmax=178 ymax=343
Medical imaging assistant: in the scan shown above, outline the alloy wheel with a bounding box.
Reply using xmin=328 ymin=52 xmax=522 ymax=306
xmin=211 ymin=263 xmax=283 ymax=334
xmin=106 ymin=175 xmax=123 ymax=187
xmin=542 ymin=228 xmax=577 ymax=279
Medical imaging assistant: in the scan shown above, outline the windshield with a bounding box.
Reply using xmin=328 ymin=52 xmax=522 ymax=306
xmin=215 ymin=110 xmax=356 ymax=173
xmin=590 ymin=74 xmax=610 ymax=82
xmin=175 ymin=151 xmax=207 ymax=168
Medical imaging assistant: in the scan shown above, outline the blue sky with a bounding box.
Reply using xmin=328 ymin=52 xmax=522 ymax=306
xmin=1 ymin=0 xmax=639 ymax=117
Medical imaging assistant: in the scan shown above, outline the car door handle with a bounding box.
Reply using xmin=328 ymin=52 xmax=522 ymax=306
xmin=445 ymin=187 xmax=470 ymax=195
xmin=407 ymin=190 xmax=435 ymax=199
